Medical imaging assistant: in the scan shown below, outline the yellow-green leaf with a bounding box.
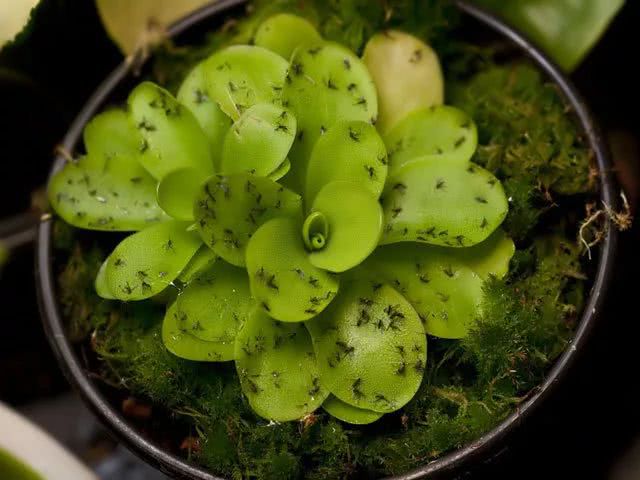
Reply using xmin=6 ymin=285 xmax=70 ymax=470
xmin=95 ymin=0 xmax=213 ymax=55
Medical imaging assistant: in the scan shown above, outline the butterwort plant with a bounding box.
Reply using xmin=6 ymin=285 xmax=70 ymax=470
xmin=48 ymin=14 xmax=514 ymax=424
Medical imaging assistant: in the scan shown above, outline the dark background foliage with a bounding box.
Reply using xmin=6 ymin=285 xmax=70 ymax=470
xmin=0 ymin=0 xmax=638 ymax=478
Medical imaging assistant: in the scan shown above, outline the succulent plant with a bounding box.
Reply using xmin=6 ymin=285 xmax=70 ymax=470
xmin=48 ymin=15 xmax=513 ymax=425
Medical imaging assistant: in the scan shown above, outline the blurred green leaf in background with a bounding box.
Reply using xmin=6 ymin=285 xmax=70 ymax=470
xmin=94 ymin=0 xmax=212 ymax=54
xmin=1 ymin=0 xmax=626 ymax=75
xmin=475 ymin=0 xmax=625 ymax=71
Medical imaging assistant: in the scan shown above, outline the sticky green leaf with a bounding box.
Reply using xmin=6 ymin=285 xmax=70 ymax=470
xmin=283 ymin=42 xmax=378 ymax=189
xmin=177 ymin=63 xmax=233 ymax=169
xmin=221 ymin=104 xmax=296 ymax=177
xmin=82 ymin=108 xmax=141 ymax=170
xmin=305 ymin=121 xmax=388 ymax=205
xmin=445 ymin=229 xmax=515 ymax=280
xmin=246 ymin=217 xmax=340 ymax=322
xmin=254 ymin=13 xmax=323 ymax=60
xmin=48 ymin=154 xmax=169 ymax=232
xmin=162 ymin=301 xmax=233 ymax=362
xmin=235 ymin=308 xmax=329 ymax=421
xmin=194 ymin=174 xmax=302 ymax=267
xmin=363 ymin=245 xmax=484 ymax=339
xmin=322 ymin=395 xmax=383 ymax=425
xmin=128 ymin=81 xmax=214 ymax=180
xmin=308 ymin=182 xmax=383 ymax=273
xmin=202 ymin=45 xmax=289 ymax=120
xmin=102 ymin=220 xmax=201 ymax=301
xmin=363 ymin=30 xmax=444 ymax=133
xmin=306 ymin=281 xmax=426 ymax=413
xmin=157 ymin=167 xmax=205 ymax=221
xmin=381 ymin=158 xmax=508 ymax=247
xmin=173 ymin=262 xmax=252 ymax=360
xmin=384 ymin=106 xmax=478 ymax=175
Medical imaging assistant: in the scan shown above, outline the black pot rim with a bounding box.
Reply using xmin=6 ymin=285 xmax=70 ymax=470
xmin=36 ymin=1 xmax=619 ymax=479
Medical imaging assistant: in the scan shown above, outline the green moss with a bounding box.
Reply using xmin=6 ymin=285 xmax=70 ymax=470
xmin=463 ymin=236 xmax=581 ymax=390
xmin=449 ymin=64 xmax=593 ymax=241
xmin=57 ymin=238 xmax=110 ymax=342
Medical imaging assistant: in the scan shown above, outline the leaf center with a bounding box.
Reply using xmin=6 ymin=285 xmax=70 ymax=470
xmin=302 ymin=211 xmax=329 ymax=252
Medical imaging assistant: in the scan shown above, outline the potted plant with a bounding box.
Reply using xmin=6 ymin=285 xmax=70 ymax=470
xmin=36 ymin=1 xmax=619 ymax=478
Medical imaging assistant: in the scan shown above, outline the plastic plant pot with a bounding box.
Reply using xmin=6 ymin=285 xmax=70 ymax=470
xmin=33 ymin=1 xmax=619 ymax=479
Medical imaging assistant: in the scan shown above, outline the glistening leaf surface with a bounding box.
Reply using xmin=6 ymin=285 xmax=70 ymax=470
xmin=235 ymin=308 xmax=328 ymax=421
xmin=177 ymin=63 xmax=233 ymax=169
xmin=306 ymin=281 xmax=426 ymax=413
xmin=103 ymin=220 xmax=201 ymax=301
xmin=306 ymin=121 xmax=387 ymax=205
xmin=363 ymin=30 xmax=444 ymax=133
xmin=48 ymin=154 xmax=168 ymax=232
xmin=175 ymin=261 xmax=252 ymax=360
xmin=163 ymin=301 xmax=235 ymax=362
xmin=254 ymin=13 xmax=323 ymax=60
xmin=194 ymin=174 xmax=302 ymax=267
xmin=202 ymin=45 xmax=289 ymax=120
xmin=128 ymin=82 xmax=214 ymax=180
xmin=384 ymin=106 xmax=478 ymax=175
xmin=363 ymin=245 xmax=484 ymax=339
xmin=221 ymin=103 xmax=296 ymax=177
xmin=283 ymin=42 xmax=378 ymax=190
xmin=246 ymin=217 xmax=339 ymax=322
xmin=381 ymin=158 xmax=508 ymax=247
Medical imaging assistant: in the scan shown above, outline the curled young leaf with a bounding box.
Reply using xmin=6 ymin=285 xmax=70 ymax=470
xmin=363 ymin=30 xmax=444 ymax=133
xmin=380 ymin=158 xmax=508 ymax=248
xmin=246 ymin=217 xmax=340 ymax=322
xmin=254 ymin=13 xmax=323 ymax=60
xmin=307 ymin=181 xmax=383 ymax=273
xmin=384 ymin=106 xmax=478 ymax=175
xmin=322 ymin=395 xmax=383 ymax=425
xmin=202 ymin=45 xmax=289 ymax=120
xmin=128 ymin=81 xmax=214 ymax=180
xmin=48 ymin=154 xmax=169 ymax=232
xmin=306 ymin=281 xmax=426 ymax=413
xmin=102 ymin=220 xmax=201 ymax=301
xmin=235 ymin=308 xmax=329 ymax=421
xmin=221 ymin=104 xmax=296 ymax=178
xmin=305 ymin=121 xmax=388 ymax=205
xmin=283 ymin=42 xmax=378 ymax=189
xmin=194 ymin=174 xmax=302 ymax=267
